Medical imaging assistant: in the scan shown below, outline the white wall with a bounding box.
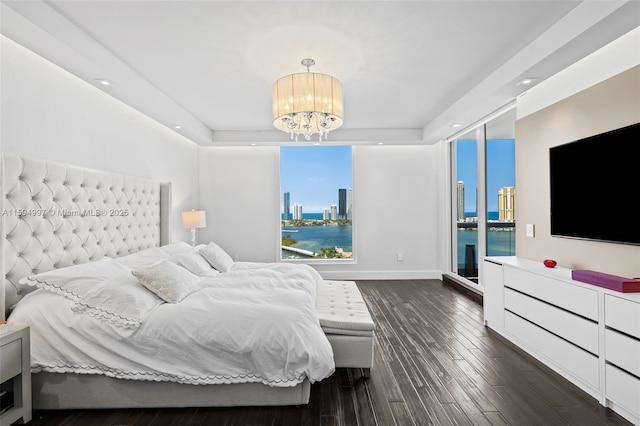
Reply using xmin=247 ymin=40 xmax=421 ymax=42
xmin=198 ymin=146 xmax=281 ymax=262
xmin=1 ymin=36 xmax=199 ymax=242
xmin=336 ymin=145 xmax=441 ymax=279
xmin=514 ymin=27 xmax=640 ymax=279
xmin=198 ymin=144 xmax=442 ymax=280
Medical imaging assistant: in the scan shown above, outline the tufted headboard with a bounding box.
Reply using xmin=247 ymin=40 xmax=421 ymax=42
xmin=1 ymin=154 xmax=172 ymax=319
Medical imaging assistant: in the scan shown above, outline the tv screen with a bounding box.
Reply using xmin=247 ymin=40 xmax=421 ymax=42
xmin=549 ymin=122 xmax=640 ymax=246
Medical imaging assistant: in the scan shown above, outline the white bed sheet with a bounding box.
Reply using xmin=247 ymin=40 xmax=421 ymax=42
xmin=9 ymin=251 xmax=335 ymax=388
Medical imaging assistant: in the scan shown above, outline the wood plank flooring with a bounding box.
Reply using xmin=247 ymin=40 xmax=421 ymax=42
xmin=28 ymin=279 xmax=631 ymax=426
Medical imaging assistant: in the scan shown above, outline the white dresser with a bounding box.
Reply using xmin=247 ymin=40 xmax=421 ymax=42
xmin=483 ymin=257 xmax=640 ymax=425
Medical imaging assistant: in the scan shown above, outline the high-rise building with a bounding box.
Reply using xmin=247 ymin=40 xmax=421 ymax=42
xmin=323 ymin=208 xmax=330 ymax=220
xmin=498 ymin=186 xmax=515 ymax=221
xmin=347 ymin=188 xmax=353 ymax=220
xmin=330 ymin=205 xmax=338 ymax=221
xmin=338 ymin=188 xmax=347 ymax=220
xmin=283 ymin=192 xmax=290 ymax=220
xmin=457 ymin=181 xmax=465 ymax=221
xmin=293 ymin=203 xmax=303 ymax=220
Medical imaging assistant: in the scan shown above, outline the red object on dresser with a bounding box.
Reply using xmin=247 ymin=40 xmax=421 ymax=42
xmin=571 ymin=270 xmax=640 ymax=293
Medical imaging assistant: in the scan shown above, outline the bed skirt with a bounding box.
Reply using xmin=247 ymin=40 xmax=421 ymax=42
xmin=32 ymin=372 xmax=311 ymax=409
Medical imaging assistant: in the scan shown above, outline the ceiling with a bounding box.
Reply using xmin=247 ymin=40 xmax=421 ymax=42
xmin=1 ymin=1 xmax=638 ymax=146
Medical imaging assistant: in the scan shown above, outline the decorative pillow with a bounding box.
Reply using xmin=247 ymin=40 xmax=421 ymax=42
xmin=71 ymin=274 xmax=164 ymax=329
xmin=170 ymin=248 xmax=219 ymax=277
xmin=19 ymin=258 xmax=132 ymax=302
xmin=132 ymin=261 xmax=202 ymax=303
xmin=199 ymin=242 xmax=234 ymax=272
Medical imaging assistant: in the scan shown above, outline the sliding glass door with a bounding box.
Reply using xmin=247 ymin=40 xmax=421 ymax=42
xmin=486 ymin=110 xmax=516 ymax=257
xmin=453 ymin=129 xmax=479 ymax=282
xmin=450 ymin=108 xmax=516 ymax=286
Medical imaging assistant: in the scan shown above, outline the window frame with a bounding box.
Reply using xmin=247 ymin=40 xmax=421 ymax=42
xmin=277 ymin=145 xmax=357 ymax=264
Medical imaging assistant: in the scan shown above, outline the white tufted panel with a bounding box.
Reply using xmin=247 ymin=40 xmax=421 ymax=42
xmin=1 ymin=155 xmax=171 ymax=318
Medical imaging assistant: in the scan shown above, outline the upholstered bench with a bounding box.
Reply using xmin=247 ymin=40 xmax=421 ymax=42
xmin=315 ymin=280 xmax=375 ymax=377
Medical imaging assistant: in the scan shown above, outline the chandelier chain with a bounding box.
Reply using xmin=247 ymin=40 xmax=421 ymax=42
xmin=301 ymin=58 xmax=315 ymax=72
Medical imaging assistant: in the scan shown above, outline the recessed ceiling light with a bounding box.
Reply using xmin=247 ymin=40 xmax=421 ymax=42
xmin=172 ymin=125 xmax=182 ymax=130
xmin=93 ymin=79 xmax=113 ymax=86
xmin=516 ymin=77 xmax=538 ymax=86
xmin=451 ymin=123 xmax=462 ymax=128
xmin=377 ymin=142 xmax=384 ymax=145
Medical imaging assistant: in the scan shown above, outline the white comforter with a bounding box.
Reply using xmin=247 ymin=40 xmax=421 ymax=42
xmin=9 ymin=247 xmax=335 ymax=387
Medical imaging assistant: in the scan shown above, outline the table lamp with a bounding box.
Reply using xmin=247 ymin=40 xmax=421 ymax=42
xmin=181 ymin=210 xmax=206 ymax=246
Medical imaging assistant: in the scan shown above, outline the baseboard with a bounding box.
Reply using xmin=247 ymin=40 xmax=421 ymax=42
xmin=442 ymin=273 xmax=483 ymax=304
xmin=318 ymin=270 xmax=442 ymax=280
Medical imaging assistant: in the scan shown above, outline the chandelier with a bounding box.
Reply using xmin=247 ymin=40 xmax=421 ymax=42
xmin=272 ymin=59 xmax=343 ymax=141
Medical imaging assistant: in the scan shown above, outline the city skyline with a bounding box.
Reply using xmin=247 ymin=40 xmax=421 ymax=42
xmin=457 ymin=138 xmax=515 ymax=212
xmin=281 ymin=145 xmax=352 ymax=213
xmin=283 ymin=188 xmax=352 ymax=220
xmin=456 ymin=181 xmax=515 ymax=220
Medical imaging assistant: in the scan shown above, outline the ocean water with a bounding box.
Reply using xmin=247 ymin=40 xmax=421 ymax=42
xmin=281 ymin=212 xmax=515 ymax=262
xmin=281 ymin=213 xmax=325 ymax=220
xmin=458 ymin=211 xmax=515 ymax=266
xmin=457 ymin=228 xmax=516 ymax=268
xmin=466 ymin=211 xmax=499 ymax=220
xmin=282 ymin=224 xmax=352 ymax=258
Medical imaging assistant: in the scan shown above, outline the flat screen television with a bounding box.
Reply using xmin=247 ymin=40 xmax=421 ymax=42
xmin=549 ymin=122 xmax=640 ymax=246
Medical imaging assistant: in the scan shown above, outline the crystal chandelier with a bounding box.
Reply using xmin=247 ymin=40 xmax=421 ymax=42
xmin=272 ymin=59 xmax=343 ymax=141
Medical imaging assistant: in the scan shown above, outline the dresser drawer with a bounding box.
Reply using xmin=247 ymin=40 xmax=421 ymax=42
xmin=505 ymin=288 xmax=599 ymax=354
xmin=505 ymin=311 xmax=599 ymax=391
xmin=606 ymin=364 xmax=640 ymax=418
xmin=504 ymin=266 xmax=598 ymax=321
xmin=605 ymin=295 xmax=640 ymax=339
xmin=605 ymin=328 xmax=640 ymax=377
xmin=0 ymin=338 xmax=22 ymax=383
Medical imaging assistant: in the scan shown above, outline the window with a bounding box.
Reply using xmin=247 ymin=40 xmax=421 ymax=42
xmin=453 ymin=130 xmax=479 ymax=281
xmin=280 ymin=145 xmax=353 ymax=260
xmin=486 ymin=111 xmax=516 ymax=257
xmin=450 ymin=107 xmax=516 ymax=285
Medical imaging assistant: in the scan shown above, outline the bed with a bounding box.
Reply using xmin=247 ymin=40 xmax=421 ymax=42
xmin=1 ymin=154 xmax=373 ymax=409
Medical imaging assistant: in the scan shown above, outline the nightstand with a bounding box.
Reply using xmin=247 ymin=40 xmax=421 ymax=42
xmin=0 ymin=324 xmax=31 ymax=424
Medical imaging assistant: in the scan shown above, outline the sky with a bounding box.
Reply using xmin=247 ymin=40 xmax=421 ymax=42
xmin=457 ymin=139 xmax=515 ymax=213
xmin=280 ymin=140 xmax=513 ymax=214
xmin=281 ymin=145 xmax=352 ymax=213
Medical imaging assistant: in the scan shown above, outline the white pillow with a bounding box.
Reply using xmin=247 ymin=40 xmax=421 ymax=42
xmin=132 ymin=261 xmax=202 ymax=303
xmin=160 ymin=242 xmax=194 ymax=256
xmin=19 ymin=258 xmax=132 ymax=302
xmin=72 ymin=274 xmax=164 ymax=329
xmin=116 ymin=247 xmax=172 ymax=269
xmin=170 ymin=248 xmax=219 ymax=277
xmin=199 ymin=242 xmax=234 ymax=272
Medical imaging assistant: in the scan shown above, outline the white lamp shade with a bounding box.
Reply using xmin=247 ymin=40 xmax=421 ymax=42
xmin=182 ymin=210 xmax=206 ymax=229
xmin=272 ymin=72 xmax=343 ymax=133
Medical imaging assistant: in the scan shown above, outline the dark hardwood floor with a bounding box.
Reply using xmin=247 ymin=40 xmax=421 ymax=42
xmin=29 ymin=279 xmax=631 ymax=426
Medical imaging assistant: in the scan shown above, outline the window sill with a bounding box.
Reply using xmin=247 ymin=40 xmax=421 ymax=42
xmin=280 ymin=257 xmax=357 ymax=266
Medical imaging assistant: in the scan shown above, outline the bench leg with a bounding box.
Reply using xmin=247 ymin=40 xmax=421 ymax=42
xmin=362 ymin=368 xmax=371 ymax=379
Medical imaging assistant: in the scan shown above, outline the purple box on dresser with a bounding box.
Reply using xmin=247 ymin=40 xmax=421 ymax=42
xmin=571 ymin=270 xmax=640 ymax=293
